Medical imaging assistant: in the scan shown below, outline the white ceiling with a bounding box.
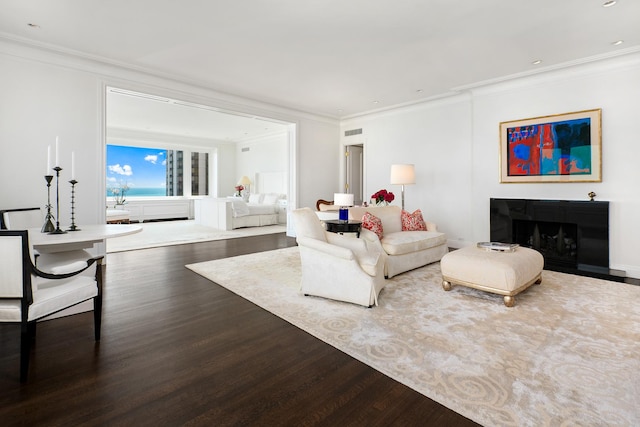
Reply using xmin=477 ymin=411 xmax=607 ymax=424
xmin=1 ymin=0 xmax=639 ymax=121
xmin=106 ymin=88 xmax=291 ymax=144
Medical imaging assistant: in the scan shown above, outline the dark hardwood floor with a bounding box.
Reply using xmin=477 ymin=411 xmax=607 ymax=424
xmin=0 ymin=234 xmax=478 ymax=426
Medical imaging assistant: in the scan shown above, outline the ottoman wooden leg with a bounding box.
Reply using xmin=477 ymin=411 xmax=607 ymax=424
xmin=442 ymin=280 xmax=452 ymax=291
xmin=503 ymin=295 xmax=515 ymax=307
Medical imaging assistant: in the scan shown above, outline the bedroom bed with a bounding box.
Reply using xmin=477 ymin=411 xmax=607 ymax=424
xmin=194 ymin=193 xmax=286 ymax=230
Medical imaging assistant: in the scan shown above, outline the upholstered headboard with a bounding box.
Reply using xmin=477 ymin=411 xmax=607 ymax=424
xmin=255 ymin=172 xmax=286 ymax=195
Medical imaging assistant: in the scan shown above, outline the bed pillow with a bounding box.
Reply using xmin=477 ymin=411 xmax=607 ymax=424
xmin=262 ymin=193 xmax=280 ymax=205
xmin=248 ymin=193 xmax=263 ymax=204
xmin=362 ymin=212 xmax=384 ymax=239
xmin=231 ymin=200 xmax=250 ymax=217
xmin=401 ymin=209 xmax=428 ymax=231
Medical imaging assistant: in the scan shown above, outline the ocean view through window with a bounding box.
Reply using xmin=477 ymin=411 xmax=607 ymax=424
xmin=107 ymin=144 xmax=178 ymax=198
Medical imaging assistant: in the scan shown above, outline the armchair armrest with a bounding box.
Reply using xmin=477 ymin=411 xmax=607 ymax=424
xmin=296 ymin=237 xmax=354 ymax=261
xmin=31 ymin=256 xmax=104 ymax=280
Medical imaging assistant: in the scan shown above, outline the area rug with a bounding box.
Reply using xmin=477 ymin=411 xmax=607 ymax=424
xmin=186 ymin=247 xmax=640 ymax=427
xmin=107 ymin=220 xmax=286 ymax=252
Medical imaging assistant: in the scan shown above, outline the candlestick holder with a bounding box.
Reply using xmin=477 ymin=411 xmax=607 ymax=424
xmin=42 ymin=175 xmax=55 ymax=232
xmin=68 ymin=179 xmax=80 ymax=231
xmin=49 ymin=166 xmax=67 ymax=234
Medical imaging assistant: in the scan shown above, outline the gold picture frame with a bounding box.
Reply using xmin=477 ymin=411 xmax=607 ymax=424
xmin=499 ymin=109 xmax=602 ymax=183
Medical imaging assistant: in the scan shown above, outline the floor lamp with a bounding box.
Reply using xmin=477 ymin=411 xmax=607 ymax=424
xmin=390 ymin=164 xmax=415 ymax=211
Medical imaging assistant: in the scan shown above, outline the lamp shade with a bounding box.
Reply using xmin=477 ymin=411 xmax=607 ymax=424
xmin=333 ymin=193 xmax=354 ymax=207
xmin=237 ymin=176 xmax=252 ymax=186
xmin=390 ymin=164 xmax=416 ymax=185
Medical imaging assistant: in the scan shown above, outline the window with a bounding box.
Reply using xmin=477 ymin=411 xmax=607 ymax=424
xmin=106 ymin=144 xmax=210 ymax=199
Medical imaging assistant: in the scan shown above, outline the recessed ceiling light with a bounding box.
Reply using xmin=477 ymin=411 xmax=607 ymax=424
xmin=532 ymin=60 xmax=542 ymax=65
xmin=337 ymin=109 xmax=343 ymax=113
xmin=27 ymin=23 xmax=40 ymax=28
xmin=612 ymin=40 xmax=624 ymax=46
xmin=602 ymin=1 xmax=617 ymax=7
xmin=416 ymin=89 xmax=423 ymax=93
xmin=373 ymin=100 xmax=379 ymax=105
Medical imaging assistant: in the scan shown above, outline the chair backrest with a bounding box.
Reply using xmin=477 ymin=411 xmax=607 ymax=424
xmin=0 ymin=231 xmax=30 ymax=299
xmin=291 ymin=208 xmax=327 ymax=242
xmin=315 ymin=199 xmax=336 ymax=211
xmin=1 ymin=208 xmax=43 ymax=230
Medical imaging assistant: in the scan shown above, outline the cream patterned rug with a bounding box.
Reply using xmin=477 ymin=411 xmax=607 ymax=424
xmin=186 ymin=247 xmax=640 ymax=427
xmin=107 ymin=220 xmax=286 ymax=252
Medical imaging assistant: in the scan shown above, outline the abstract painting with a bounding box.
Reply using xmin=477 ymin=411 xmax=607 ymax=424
xmin=499 ymin=109 xmax=601 ymax=183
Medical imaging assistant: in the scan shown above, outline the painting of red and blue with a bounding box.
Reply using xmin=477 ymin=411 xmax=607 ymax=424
xmin=500 ymin=109 xmax=601 ymax=183
xmin=508 ymin=118 xmax=591 ymax=176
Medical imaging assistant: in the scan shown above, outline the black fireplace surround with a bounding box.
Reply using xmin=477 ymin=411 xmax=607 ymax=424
xmin=489 ymin=198 xmax=622 ymax=281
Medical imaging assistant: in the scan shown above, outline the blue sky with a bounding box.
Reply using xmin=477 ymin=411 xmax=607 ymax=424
xmin=106 ymin=145 xmax=167 ymax=189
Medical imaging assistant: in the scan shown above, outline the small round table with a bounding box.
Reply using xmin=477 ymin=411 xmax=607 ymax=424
xmin=325 ymin=220 xmax=362 ymax=237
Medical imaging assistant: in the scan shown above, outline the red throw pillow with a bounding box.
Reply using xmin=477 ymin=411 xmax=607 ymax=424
xmin=401 ymin=209 xmax=428 ymax=231
xmin=362 ymin=212 xmax=384 ymax=239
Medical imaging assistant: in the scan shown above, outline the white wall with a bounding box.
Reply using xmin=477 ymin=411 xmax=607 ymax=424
xmin=342 ymin=52 xmax=640 ymax=278
xmin=0 ymin=40 xmax=340 ymax=227
xmin=236 ymin=132 xmax=288 ymax=195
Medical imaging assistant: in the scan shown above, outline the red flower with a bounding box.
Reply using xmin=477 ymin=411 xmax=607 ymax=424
xmin=371 ymin=189 xmax=395 ymax=204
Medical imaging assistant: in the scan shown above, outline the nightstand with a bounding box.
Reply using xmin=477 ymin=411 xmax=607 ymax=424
xmin=278 ymin=199 xmax=288 ymax=223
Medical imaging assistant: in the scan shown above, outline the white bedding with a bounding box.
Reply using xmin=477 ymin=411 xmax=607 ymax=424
xmin=230 ymin=198 xmax=280 ymax=218
xmin=195 ymin=194 xmax=285 ymax=230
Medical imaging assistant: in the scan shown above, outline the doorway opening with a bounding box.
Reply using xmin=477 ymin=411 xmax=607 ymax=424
xmin=104 ymin=86 xmax=297 ymax=239
xmin=344 ymin=144 xmax=364 ymax=205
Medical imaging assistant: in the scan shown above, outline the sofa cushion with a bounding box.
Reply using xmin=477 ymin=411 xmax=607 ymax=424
xmin=362 ymin=212 xmax=384 ymax=239
xmin=381 ymin=231 xmax=447 ymax=256
xmin=349 ymin=206 xmax=402 ymax=235
xmin=401 ymin=209 xmax=427 ymax=231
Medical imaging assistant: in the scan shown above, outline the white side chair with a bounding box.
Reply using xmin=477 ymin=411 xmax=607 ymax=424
xmin=1 ymin=207 xmax=94 ymax=274
xmin=291 ymin=207 xmax=386 ymax=307
xmin=0 ymin=230 xmax=104 ymax=382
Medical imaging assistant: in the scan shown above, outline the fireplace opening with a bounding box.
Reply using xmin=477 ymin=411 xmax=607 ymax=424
xmin=513 ymin=219 xmax=577 ymax=269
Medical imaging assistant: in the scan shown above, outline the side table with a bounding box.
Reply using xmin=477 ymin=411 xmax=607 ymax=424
xmin=325 ymin=220 xmax=362 ymax=237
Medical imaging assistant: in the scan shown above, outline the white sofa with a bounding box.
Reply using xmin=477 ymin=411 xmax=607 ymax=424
xmin=194 ymin=193 xmax=285 ymax=230
xmin=349 ymin=205 xmax=448 ymax=278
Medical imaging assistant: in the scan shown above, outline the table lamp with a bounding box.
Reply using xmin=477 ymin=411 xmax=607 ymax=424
xmin=237 ymin=175 xmax=252 ymax=194
xmin=334 ymin=193 xmax=354 ymax=222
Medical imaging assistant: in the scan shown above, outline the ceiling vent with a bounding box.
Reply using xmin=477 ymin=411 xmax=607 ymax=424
xmin=241 ymin=147 xmax=250 ymax=152
xmin=344 ymin=128 xmax=363 ymax=137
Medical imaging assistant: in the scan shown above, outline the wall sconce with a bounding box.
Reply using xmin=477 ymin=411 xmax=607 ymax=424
xmin=390 ymin=164 xmax=415 ymax=211
xmin=334 ymin=193 xmax=354 ymax=222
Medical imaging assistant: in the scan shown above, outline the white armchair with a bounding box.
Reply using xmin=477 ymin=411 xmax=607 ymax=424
xmin=291 ymin=207 xmax=386 ymax=307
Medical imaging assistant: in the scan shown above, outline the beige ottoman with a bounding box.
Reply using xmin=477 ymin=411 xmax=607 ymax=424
xmin=440 ymin=245 xmax=543 ymax=307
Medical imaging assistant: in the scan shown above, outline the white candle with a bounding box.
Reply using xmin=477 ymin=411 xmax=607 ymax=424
xmin=47 ymin=145 xmax=51 ymax=173
xmin=71 ymin=151 xmax=75 ymax=179
xmin=55 ymin=136 xmax=59 ymax=166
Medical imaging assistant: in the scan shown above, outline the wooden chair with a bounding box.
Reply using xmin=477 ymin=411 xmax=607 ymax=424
xmin=0 ymin=230 xmax=104 ymax=382
xmin=315 ymin=199 xmax=335 ymax=211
